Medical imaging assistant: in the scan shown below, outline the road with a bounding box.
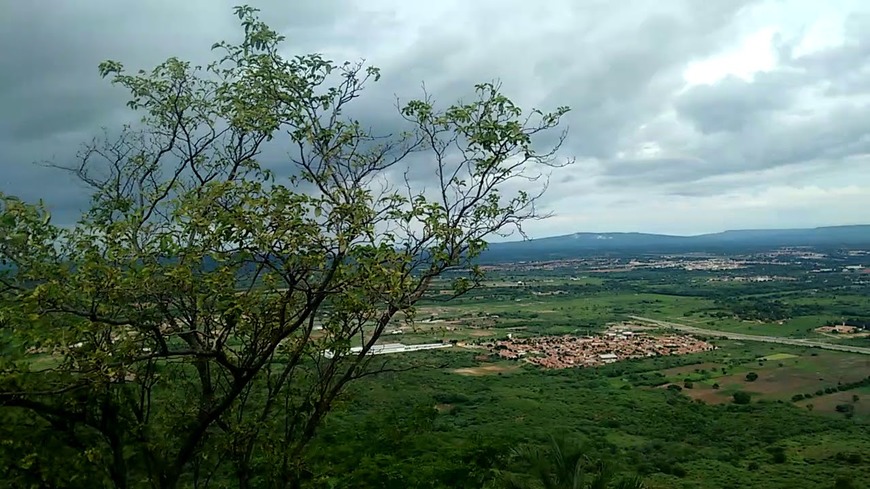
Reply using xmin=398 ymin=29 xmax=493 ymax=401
xmin=629 ymin=316 xmax=870 ymax=356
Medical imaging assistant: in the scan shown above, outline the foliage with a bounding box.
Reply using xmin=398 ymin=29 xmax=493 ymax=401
xmin=495 ymin=436 xmax=645 ymax=489
xmin=0 ymin=5 xmax=570 ymax=488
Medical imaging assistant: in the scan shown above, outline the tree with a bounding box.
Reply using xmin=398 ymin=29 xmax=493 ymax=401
xmin=0 ymin=6 xmax=571 ymax=488
xmin=745 ymin=372 xmax=758 ymax=382
xmin=732 ymin=392 xmax=752 ymax=405
xmin=496 ymin=436 xmax=645 ymax=489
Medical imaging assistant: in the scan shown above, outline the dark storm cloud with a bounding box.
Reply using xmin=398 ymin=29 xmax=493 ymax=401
xmin=0 ymin=0 xmax=352 ymax=223
xmin=2 ymin=0 xmax=869 ymax=231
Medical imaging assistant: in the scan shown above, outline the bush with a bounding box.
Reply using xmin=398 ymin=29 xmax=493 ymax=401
xmin=791 ymin=394 xmax=805 ymax=402
xmin=835 ymin=404 xmax=855 ymax=415
xmin=835 ymin=452 xmax=863 ymax=465
xmin=712 ymin=383 xmax=720 ymax=390
xmin=835 ymin=476 xmax=855 ymax=489
xmin=768 ymin=446 xmax=787 ymax=464
xmin=745 ymin=372 xmax=759 ymax=382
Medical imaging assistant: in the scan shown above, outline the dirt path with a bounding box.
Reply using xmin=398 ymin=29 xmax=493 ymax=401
xmin=629 ymin=316 xmax=870 ymax=356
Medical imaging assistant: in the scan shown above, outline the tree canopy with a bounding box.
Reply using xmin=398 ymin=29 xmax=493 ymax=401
xmin=0 ymin=5 xmax=570 ymax=488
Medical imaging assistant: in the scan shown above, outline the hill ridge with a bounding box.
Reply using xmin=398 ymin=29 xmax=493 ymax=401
xmin=479 ymin=224 xmax=870 ymax=262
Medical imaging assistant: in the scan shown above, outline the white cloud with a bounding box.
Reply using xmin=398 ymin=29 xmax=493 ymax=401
xmin=683 ymin=28 xmax=778 ymax=86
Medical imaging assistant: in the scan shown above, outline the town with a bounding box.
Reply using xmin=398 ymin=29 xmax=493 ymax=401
xmin=488 ymin=331 xmax=716 ymax=369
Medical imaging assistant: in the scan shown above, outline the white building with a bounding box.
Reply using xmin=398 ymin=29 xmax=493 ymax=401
xmin=598 ymin=353 xmax=618 ymax=363
xmin=323 ymin=342 xmax=451 ymax=358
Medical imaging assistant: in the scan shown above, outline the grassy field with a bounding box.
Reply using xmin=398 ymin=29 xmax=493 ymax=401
xmin=795 ymin=385 xmax=870 ymax=422
xmin=683 ymin=315 xmax=829 ymax=337
xmin=647 ymin=349 xmax=870 ymax=405
xmin=414 ymin=280 xmax=870 ymax=345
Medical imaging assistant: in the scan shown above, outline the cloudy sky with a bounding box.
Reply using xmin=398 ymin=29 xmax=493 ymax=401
xmin=2 ymin=0 xmax=869 ymax=239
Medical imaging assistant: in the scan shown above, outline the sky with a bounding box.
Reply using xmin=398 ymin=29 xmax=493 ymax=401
xmin=2 ymin=0 xmax=869 ymax=239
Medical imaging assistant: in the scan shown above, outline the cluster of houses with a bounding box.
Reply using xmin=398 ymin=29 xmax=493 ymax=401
xmin=490 ymin=331 xmax=715 ymax=369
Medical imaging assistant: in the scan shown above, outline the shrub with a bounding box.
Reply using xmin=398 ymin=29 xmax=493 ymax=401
xmin=745 ymin=372 xmax=759 ymax=382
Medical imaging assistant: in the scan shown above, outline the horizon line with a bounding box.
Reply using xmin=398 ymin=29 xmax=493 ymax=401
xmin=490 ymin=222 xmax=870 ymax=243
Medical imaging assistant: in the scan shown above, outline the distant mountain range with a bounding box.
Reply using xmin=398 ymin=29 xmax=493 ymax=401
xmin=479 ymin=225 xmax=870 ymax=263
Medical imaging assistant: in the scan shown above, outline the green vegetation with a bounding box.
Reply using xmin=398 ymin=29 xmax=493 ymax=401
xmin=302 ymin=347 xmax=870 ymax=488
